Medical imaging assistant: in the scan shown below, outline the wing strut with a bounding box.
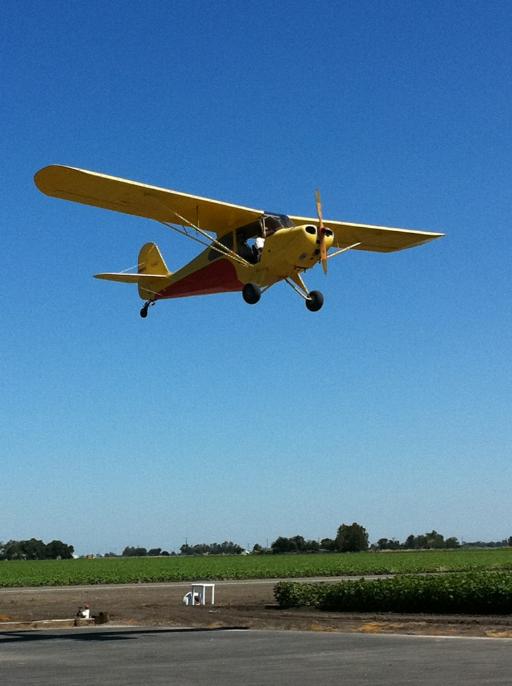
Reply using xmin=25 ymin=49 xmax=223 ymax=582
xmin=327 ymin=242 xmax=361 ymax=260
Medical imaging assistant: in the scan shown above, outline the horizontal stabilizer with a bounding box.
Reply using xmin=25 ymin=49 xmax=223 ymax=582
xmin=95 ymin=243 xmax=171 ymax=301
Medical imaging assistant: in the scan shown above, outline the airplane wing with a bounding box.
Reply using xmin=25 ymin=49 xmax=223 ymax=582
xmin=34 ymin=165 xmax=264 ymax=236
xmin=288 ymin=215 xmax=443 ymax=252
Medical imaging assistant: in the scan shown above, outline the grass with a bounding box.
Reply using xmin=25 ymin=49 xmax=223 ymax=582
xmin=1 ymin=549 xmax=512 ymax=588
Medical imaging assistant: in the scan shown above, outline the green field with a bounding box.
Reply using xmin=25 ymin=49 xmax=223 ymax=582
xmin=1 ymin=549 xmax=512 ymax=588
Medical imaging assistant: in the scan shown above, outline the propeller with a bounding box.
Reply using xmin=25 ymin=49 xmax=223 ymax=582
xmin=315 ymin=189 xmax=328 ymax=274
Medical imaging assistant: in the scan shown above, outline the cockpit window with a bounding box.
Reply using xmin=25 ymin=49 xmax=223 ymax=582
xmin=263 ymin=213 xmax=294 ymax=231
xmin=208 ymin=232 xmax=234 ymax=261
xmin=231 ymin=214 xmax=295 ymax=263
xmin=211 ymin=215 xmax=293 ymax=264
xmin=235 ymin=221 xmax=261 ymax=263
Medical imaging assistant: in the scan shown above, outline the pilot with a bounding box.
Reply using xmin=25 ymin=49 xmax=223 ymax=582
xmin=254 ymin=233 xmax=265 ymax=261
xmin=239 ymin=239 xmax=255 ymax=263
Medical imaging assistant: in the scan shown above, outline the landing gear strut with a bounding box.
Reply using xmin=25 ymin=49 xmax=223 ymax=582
xmin=140 ymin=301 xmax=154 ymax=318
xmin=285 ymin=275 xmax=324 ymax=312
xmin=242 ymin=282 xmax=261 ymax=305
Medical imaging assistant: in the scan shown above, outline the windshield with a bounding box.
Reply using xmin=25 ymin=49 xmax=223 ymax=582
xmin=263 ymin=213 xmax=294 ymax=232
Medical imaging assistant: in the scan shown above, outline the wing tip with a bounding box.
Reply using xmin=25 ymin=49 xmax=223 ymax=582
xmin=34 ymin=165 xmax=54 ymax=194
xmin=34 ymin=164 xmax=73 ymax=195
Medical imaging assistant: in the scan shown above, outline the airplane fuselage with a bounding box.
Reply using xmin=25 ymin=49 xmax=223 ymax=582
xmin=157 ymin=223 xmax=334 ymax=300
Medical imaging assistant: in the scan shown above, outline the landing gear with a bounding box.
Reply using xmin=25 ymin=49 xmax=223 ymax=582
xmin=305 ymin=290 xmax=324 ymax=312
xmin=140 ymin=301 xmax=154 ymax=318
xmin=285 ymin=275 xmax=324 ymax=312
xmin=242 ymin=282 xmax=261 ymax=305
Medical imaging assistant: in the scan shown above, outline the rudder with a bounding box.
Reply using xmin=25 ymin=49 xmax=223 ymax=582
xmin=138 ymin=243 xmax=171 ymax=301
xmin=138 ymin=243 xmax=170 ymax=276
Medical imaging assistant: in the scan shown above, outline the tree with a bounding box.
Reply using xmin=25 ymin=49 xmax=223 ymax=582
xmin=0 ymin=538 xmax=74 ymax=560
xmin=403 ymin=534 xmax=428 ymax=549
xmin=320 ymin=538 xmax=336 ymax=551
xmin=376 ymin=538 xmax=400 ymax=551
xmin=424 ymin=530 xmax=445 ymax=549
xmin=403 ymin=534 xmax=417 ymax=549
xmin=444 ymin=537 xmax=460 ymax=549
xmin=271 ymin=536 xmax=298 ymax=554
xmin=122 ymin=546 xmax=147 ymax=557
xmin=2 ymin=538 xmax=47 ymax=560
xmin=290 ymin=535 xmax=306 ymax=552
xmin=335 ymin=523 xmax=369 ymax=552
xmin=0 ymin=540 xmax=23 ymax=560
xmin=209 ymin=541 xmax=243 ymax=555
xmin=271 ymin=536 xmax=322 ymax=554
xmin=401 ymin=531 xmax=461 ymax=549
xmin=305 ymin=539 xmax=320 ymax=552
xmin=147 ymin=548 xmax=162 ymax=556
xmin=45 ymin=540 xmax=74 ymax=559
xmin=180 ymin=541 xmax=243 ymax=556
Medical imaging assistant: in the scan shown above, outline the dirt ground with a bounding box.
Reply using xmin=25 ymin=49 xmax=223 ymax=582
xmin=2 ymin=579 xmax=512 ymax=638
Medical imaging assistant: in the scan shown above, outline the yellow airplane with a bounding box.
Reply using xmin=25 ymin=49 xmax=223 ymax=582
xmin=34 ymin=165 xmax=443 ymax=317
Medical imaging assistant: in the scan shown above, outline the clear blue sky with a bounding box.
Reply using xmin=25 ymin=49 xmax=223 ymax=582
xmin=2 ymin=1 xmax=511 ymax=554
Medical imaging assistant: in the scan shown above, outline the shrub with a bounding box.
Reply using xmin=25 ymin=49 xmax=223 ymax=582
xmin=274 ymin=573 xmax=512 ymax=614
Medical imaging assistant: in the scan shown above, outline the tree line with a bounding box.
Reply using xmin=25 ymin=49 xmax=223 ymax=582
xmin=117 ymin=532 xmax=512 ymax=557
xmin=121 ymin=546 xmax=173 ymax=557
xmin=375 ymin=531 xmax=459 ymax=550
xmin=271 ymin=528 xmax=512 ymax=554
xmin=119 ymin=541 xmax=243 ymax=557
xmin=375 ymin=533 xmax=512 ymax=550
xmin=4 ymin=527 xmax=512 ymax=559
xmin=269 ymin=523 xmax=369 ymax=554
xmin=180 ymin=541 xmax=243 ymax=555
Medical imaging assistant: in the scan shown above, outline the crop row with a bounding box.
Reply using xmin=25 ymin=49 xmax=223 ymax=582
xmin=1 ymin=549 xmax=512 ymax=588
xmin=274 ymin=572 xmax=512 ymax=614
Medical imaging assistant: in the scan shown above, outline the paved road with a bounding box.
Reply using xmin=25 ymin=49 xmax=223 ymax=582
xmin=0 ymin=628 xmax=511 ymax=685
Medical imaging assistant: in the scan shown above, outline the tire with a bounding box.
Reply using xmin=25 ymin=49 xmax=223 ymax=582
xmin=306 ymin=290 xmax=324 ymax=312
xmin=242 ymin=283 xmax=261 ymax=305
xmin=140 ymin=306 xmax=148 ymax=318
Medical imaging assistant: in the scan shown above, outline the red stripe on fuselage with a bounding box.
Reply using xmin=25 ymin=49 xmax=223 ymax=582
xmin=157 ymin=259 xmax=243 ymax=299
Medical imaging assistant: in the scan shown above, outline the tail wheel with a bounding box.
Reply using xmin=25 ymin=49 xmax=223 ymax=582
xmin=306 ymin=290 xmax=324 ymax=312
xmin=242 ymin=283 xmax=261 ymax=305
xmin=140 ymin=301 xmax=152 ymax=318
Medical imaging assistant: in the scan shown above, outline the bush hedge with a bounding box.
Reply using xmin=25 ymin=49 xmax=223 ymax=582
xmin=274 ymin=573 xmax=512 ymax=614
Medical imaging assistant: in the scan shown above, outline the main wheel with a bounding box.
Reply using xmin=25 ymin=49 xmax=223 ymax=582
xmin=306 ymin=290 xmax=324 ymax=312
xmin=140 ymin=303 xmax=149 ymax=318
xmin=242 ymin=282 xmax=261 ymax=305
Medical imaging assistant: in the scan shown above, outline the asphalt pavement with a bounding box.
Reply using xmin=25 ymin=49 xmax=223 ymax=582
xmin=0 ymin=627 xmax=510 ymax=685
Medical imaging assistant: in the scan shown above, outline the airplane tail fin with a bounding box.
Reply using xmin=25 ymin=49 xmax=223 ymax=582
xmin=94 ymin=243 xmax=172 ymax=300
xmin=137 ymin=242 xmax=170 ymax=276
